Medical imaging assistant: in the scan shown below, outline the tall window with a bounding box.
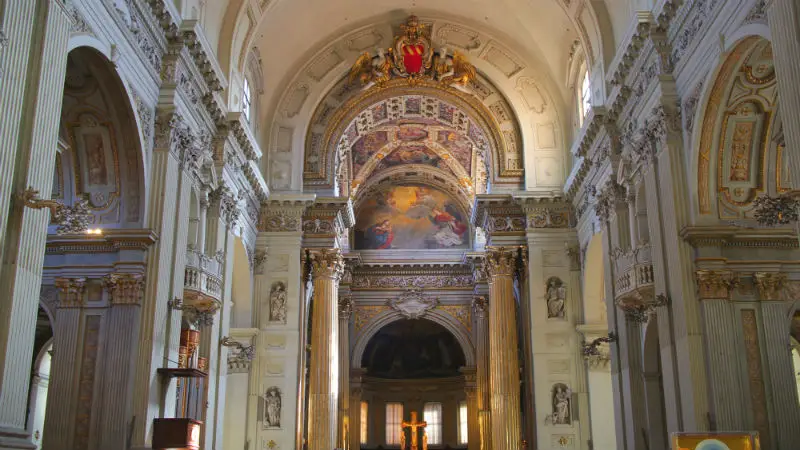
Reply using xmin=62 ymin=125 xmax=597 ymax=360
xmin=457 ymin=401 xmax=468 ymax=445
xmin=579 ymin=70 xmax=591 ymax=125
xmin=242 ymin=77 xmax=252 ymax=122
xmin=423 ymin=403 xmax=443 ymax=445
xmin=361 ymin=401 xmax=369 ymax=444
xmin=386 ymin=403 xmax=403 ymax=445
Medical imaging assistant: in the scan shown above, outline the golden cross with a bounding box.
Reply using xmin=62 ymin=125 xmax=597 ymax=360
xmin=401 ymin=411 xmax=427 ymax=450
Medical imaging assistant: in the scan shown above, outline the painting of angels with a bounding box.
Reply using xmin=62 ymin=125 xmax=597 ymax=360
xmin=355 ymin=185 xmax=469 ymax=250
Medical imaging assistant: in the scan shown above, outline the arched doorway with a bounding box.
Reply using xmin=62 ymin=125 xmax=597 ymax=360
xmin=26 ymin=306 xmax=54 ymax=450
xmin=359 ymin=319 xmax=468 ymax=449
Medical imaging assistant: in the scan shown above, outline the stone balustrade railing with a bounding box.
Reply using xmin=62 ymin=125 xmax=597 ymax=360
xmin=184 ymin=248 xmax=223 ymax=302
xmin=614 ymin=243 xmax=655 ymax=303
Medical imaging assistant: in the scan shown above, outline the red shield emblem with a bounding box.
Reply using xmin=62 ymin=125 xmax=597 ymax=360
xmin=402 ymin=44 xmax=425 ymax=74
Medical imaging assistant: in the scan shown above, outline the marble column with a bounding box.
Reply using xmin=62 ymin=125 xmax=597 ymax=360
xmin=0 ymin=2 xmax=70 ymax=448
xmin=41 ymin=278 xmax=86 ymax=450
xmin=472 ymin=296 xmax=492 ymax=450
xmin=97 ymin=273 xmax=146 ymax=449
xmin=754 ymin=273 xmax=800 ymax=446
xmin=338 ymin=296 xmax=353 ymax=450
xmin=485 ymin=247 xmax=522 ymax=450
xmin=767 ymin=0 xmax=800 ymax=184
xmin=307 ymin=249 xmax=344 ymax=450
xmin=695 ymin=270 xmax=747 ymax=430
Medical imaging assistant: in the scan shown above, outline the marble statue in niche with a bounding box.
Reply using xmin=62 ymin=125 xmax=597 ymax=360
xmin=545 ymin=277 xmax=566 ymax=319
xmin=552 ymin=383 xmax=571 ymax=425
xmin=269 ymin=282 xmax=287 ymax=323
xmin=263 ymin=386 xmax=282 ymax=428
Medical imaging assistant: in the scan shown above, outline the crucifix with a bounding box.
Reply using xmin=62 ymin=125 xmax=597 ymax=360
xmin=401 ymin=411 xmax=428 ymax=450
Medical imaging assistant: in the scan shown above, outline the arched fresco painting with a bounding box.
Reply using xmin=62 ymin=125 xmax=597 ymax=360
xmin=354 ymin=184 xmax=469 ymax=250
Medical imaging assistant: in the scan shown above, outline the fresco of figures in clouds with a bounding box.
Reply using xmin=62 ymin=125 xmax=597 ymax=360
xmin=355 ymin=185 xmax=469 ymax=250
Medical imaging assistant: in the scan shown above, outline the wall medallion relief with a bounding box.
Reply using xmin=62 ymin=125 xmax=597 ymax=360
xmin=389 ymin=288 xmax=438 ymax=319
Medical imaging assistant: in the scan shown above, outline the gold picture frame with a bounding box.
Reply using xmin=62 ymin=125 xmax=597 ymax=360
xmin=671 ymin=432 xmax=760 ymax=450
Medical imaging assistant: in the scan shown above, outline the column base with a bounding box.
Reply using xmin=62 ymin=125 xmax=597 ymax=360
xmin=0 ymin=427 xmax=35 ymax=450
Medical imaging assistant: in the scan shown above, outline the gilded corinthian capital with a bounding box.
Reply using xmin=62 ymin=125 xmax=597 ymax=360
xmin=485 ymin=247 xmax=517 ymax=277
xmin=472 ymin=296 xmax=489 ymax=318
xmin=55 ymin=277 xmax=87 ymax=308
xmin=310 ymin=248 xmax=345 ymax=280
xmin=103 ymin=273 xmax=146 ymax=305
xmin=754 ymin=272 xmax=787 ymax=301
xmin=695 ymin=270 xmax=738 ymax=300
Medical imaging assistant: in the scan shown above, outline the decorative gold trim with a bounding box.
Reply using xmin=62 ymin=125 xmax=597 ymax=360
xmin=66 ymin=113 xmax=122 ymax=211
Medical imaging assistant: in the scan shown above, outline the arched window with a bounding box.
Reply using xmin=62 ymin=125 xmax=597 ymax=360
xmin=242 ymin=77 xmax=252 ymax=122
xmin=579 ymin=69 xmax=591 ymax=126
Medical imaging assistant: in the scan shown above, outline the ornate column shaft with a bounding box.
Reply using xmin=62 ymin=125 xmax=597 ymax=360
xmin=461 ymin=367 xmax=480 ymax=450
xmin=485 ymin=247 xmax=522 ymax=450
xmin=41 ymin=278 xmax=86 ymax=450
xmin=767 ymin=0 xmax=800 ymax=185
xmin=350 ymin=370 xmax=365 ymax=450
xmin=97 ymin=273 xmax=146 ymax=449
xmin=0 ymin=2 xmax=70 ymax=447
xmin=472 ymin=296 xmax=492 ymax=450
xmin=338 ymin=296 xmax=353 ymax=450
xmin=754 ymin=273 xmax=800 ymax=445
xmin=307 ymin=249 xmax=344 ymax=450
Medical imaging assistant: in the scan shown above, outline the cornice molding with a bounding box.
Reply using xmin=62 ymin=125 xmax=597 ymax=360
xmin=680 ymin=226 xmax=799 ymax=249
xmin=46 ymin=229 xmax=159 ymax=254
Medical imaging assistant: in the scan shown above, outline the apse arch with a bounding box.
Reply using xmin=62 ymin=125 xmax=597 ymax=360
xmin=352 ymin=309 xmax=475 ymax=368
xmin=304 ymin=77 xmax=523 ymax=194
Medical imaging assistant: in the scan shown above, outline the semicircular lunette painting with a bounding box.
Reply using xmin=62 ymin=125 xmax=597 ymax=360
xmin=355 ymin=185 xmax=469 ymax=250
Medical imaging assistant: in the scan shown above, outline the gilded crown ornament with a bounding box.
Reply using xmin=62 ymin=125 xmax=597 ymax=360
xmin=348 ymin=15 xmax=476 ymax=90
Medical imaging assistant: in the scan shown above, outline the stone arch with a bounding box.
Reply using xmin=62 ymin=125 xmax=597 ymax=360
xmin=641 ymin=318 xmax=668 ymax=449
xmin=56 ymin=46 xmax=147 ymax=228
xmin=693 ymin=35 xmax=780 ymax=221
xmin=352 ymin=309 xmax=475 ymax=368
xmin=304 ymin=78 xmax=523 ymax=194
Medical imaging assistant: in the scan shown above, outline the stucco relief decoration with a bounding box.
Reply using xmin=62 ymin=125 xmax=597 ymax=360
xmin=389 ymin=288 xmax=438 ymax=319
xmin=436 ymin=305 xmax=472 ymax=332
xmin=354 ymin=305 xmax=389 ymax=332
xmin=549 ymin=383 xmax=572 ymax=425
xmin=260 ymin=386 xmax=282 ymax=429
xmin=352 ymin=273 xmax=474 ymax=289
xmin=269 ymin=282 xmax=288 ymax=324
xmin=17 ymin=188 xmax=93 ymax=234
xmin=259 ymin=212 xmax=301 ymax=232
xmin=68 ymin=113 xmax=121 ymax=210
xmin=348 ymin=16 xmax=476 ymax=90
xmin=697 ymin=38 xmax=777 ymax=217
xmin=305 ymin=26 xmax=524 ymax=194
xmin=546 ymin=277 xmax=566 ymax=319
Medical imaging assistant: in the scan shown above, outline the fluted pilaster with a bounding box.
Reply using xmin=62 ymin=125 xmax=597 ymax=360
xmin=485 ymin=247 xmax=521 ymax=450
xmin=0 ymin=2 xmax=70 ymax=447
xmin=768 ymin=0 xmax=800 ymax=184
xmin=757 ymin=272 xmax=800 ymax=445
xmin=97 ymin=274 xmax=145 ymax=449
xmin=695 ymin=270 xmax=747 ymax=430
xmin=338 ymin=296 xmax=353 ymax=450
xmin=132 ymin=114 xmax=185 ymax=445
xmin=472 ymin=296 xmax=492 ymax=450
xmin=41 ymin=278 xmax=86 ymax=450
xmin=307 ymin=249 xmax=344 ymax=450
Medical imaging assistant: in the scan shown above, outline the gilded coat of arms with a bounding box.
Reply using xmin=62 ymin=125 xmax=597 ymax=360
xmin=348 ymin=15 xmax=476 ymax=89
